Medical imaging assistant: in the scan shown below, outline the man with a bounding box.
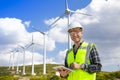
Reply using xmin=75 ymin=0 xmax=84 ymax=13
xmin=57 ymin=22 xmax=102 ymax=80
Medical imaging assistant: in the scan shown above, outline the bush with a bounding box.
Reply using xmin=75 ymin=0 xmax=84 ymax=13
xmin=0 ymin=76 xmax=18 ymax=80
xmin=0 ymin=67 xmax=12 ymax=76
xmin=50 ymin=75 xmax=61 ymax=80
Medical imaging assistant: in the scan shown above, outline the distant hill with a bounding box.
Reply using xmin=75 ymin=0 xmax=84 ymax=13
xmin=0 ymin=64 xmax=120 ymax=80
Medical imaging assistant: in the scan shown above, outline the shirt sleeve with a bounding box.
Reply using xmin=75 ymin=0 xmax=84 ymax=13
xmin=82 ymin=44 xmax=102 ymax=73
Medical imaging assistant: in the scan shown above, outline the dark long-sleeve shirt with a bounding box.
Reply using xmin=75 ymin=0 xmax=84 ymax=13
xmin=64 ymin=42 xmax=102 ymax=73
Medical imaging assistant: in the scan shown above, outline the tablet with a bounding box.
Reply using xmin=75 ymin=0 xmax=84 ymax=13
xmin=53 ymin=66 xmax=73 ymax=71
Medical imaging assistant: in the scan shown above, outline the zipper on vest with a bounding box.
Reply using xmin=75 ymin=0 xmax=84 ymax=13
xmin=73 ymin=41 xmax=83 ymax=60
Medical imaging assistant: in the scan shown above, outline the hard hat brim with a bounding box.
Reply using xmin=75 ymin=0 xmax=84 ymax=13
xmin=68 ymin=27 xmax=83 ymax=33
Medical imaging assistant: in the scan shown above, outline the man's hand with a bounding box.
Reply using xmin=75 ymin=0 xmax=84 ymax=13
xmin=70 ymin=62 xmax=81 ymax=69
xmin=57 ymin=68 xmax=71 ymax=77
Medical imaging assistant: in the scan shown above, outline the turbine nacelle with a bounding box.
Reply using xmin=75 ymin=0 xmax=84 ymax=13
xmin=65 ymin=8 xmax=71 ymax=15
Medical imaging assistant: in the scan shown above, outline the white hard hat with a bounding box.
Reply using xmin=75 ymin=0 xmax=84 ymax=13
xmin=68 ymin=22 xmax=83 ymax=32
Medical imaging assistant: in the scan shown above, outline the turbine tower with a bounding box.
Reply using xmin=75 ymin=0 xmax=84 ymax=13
xmin=18 ymin=44 xmax=30 ymax=75
xmin=10 ymin=49 xmax=20 ymax=70
xmin=16 ymin=50 xmax=20 ymax=74
xmin=11 ymin=50 xmax=18 ymax=70
xmin=31 ymin=27 xmax=47 ymax=75
xmin=8 ymin=51 xmax=14 ymax=70
xmin=49 ymin=0 xmax=91 ymax=50
xmin=27 ymin=33 xmax=36 ymax=75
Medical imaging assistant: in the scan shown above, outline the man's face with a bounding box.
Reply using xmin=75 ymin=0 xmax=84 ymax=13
xmin=69 ymin=28 xmax=83 ymax=43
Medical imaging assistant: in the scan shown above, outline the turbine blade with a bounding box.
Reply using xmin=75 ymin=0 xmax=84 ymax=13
xmin=71 ymin=10 xmax=92 ymax=16
xmin=31 ymin=27 xmax=45 ymax=35
xmin=26 ymin=43 xmax=32 ymax=49
xmin=34 ymin=43 xmax=42 ymax=46
xmin=48 ymin=13 xmax=65 ymax=28
xmin=32 ymin=33 xmax=33 ymax=43
xmin=65 ymin=0 xmax=69 ymax=9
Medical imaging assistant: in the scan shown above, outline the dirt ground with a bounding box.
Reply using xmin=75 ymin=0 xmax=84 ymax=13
xmin=14 ymin=75 xmax=30 ymax=80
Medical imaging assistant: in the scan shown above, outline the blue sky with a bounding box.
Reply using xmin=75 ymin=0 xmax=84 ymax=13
xmin=0 ymin=0 xmax=120 ymax=72
xmin=0 ymin=0 xmax=91 ymax=31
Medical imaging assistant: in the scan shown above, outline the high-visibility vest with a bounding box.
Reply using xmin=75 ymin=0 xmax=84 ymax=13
xmin=67 ymin=42 xmax=96 ymax=80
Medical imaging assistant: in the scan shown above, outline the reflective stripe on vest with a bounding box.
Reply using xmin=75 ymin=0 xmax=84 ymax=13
xmin=67 ymin=42 xmax=96 ymax=80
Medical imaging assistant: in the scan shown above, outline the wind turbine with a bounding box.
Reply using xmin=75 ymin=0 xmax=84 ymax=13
xmin=12 ymin=52 xmax=16 ymax=70
xmin=16 ymin=49 xmax=20 ymax=74
xmin=7 ymin=50 xmax=15 ymax=70
xmin=11 ymin=50 xmax=18 ymax=70
xmin=18 ymin=44 xmax=30 ymax=75
xmin=48 ymin=0 xmax=91 ymax=50
xmin=19 ymin=34 xmax=38 ymax=75
xmin=27 ymin=33 xmax=36 ymax=75
xmin=9 ymin=49 xmax=19 ymax=70
xmin=9 ymin=48 xmax=21 ymax=72
xmin=31 ymin=27 xmax=47 ymax=75
xmin=8 ymin=51 xmax=14 ymax=70
xmin=16 ymin=45 xmax=26 ymax=74
xmin=0 ymin=51 xmax=13 ymax=70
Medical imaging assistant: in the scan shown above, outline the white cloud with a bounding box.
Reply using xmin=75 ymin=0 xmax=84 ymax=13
xmin=83 ymin=0 xmax=120 ymax=71
xmin=46 ymin=57 xmax=57 ymax=64
xmin=0 ymin=17 xmax=29 ymax=53
xmin=1 ymin=0 xmax=120 ymax=72
xmin=22 ymin=51 xmax=43 ymax=65
xmin=44 ymin=0 xmax=120 ymax=71
xmin=32 ymin=32 xmax=55 ymax=51
xmin=0 ymin=17 xmax=56 ymax=67
xmin=55 ymin=49 xmax=67 ymax=64
xmin=90 ymin=0 xmax=107 ymax=12
xmin=24 ymin=21 xmax=31 ymax=27
xmin=0 ymin=51 xmax=43 ymax=66
xmin=45 ymin=17 xmax=68 ymax=43
xmin=48 ymin=27 xmax=68 ymax=43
